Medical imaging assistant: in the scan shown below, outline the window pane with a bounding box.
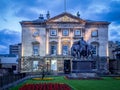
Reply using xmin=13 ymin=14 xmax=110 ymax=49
xmin=50 ymin=30 xmax=57 ymax=36
xmin=33 ymin=61 xmax=38 ymax=71
xmin=62 ymin=45 xmax=68 ymax=55
xmin=91 ymin=30 xmax=98 ymax=37
xmin=75 ymin=30 xmax=81 ymax=36
xmin=93 ymin=46 xmax=97 ymax=54
xmin=51 ymin=60 xmax=57 ymax=71
xmin=63 ymin=30 xmax=69 ymax=36
xmin=51 ymin=45 xmax=57 ymax=55
xmin=92 ymin=45 xmax=98 ymax=56
xmin=33 ymin=45 xmax=39 ymax=55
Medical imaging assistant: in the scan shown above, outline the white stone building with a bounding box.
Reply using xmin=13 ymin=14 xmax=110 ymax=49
xmin=20 ymin=12 xmax=110 ymax=74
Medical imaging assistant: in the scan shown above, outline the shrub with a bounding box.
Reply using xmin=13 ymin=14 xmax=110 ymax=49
xmin=32 ymin=78 xmax=53 ymax=80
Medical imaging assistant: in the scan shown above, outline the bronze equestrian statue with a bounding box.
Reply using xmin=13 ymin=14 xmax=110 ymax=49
xmin=71 ymin=38 xmax=94 ymax=60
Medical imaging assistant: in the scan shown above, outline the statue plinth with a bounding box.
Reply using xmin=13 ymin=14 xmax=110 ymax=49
xmin=72 ymin=59 xmax=96 ymax=73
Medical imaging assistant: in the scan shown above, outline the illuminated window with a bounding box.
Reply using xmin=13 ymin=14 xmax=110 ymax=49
xmin=33 ymin=44 xmax=39 ymax=55
xmin=62 ymin=45 xmax=69 ymax=55
xmin=63 ymin=30 xmax=69 ymax=36
xmin=91 ymin=30 xmax=98 ymax=37
xmin=74 ymin=30 xmax=81 ymax=36
xmin=33 ymin=61 xmax=38 ymax=71
xmin=50 ymin=30 xmax=57 ymax=36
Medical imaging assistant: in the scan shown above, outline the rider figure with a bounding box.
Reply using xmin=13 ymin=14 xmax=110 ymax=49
xmin=71 ymin=37 xmax=94 ymax=60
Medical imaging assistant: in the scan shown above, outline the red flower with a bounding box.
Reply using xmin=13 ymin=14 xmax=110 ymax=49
xmin=19 ymin=83 xmax=71 ymax=90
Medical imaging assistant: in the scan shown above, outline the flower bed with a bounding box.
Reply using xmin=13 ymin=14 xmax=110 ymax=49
xmin=65 ymin=76 xmax=102 ymax=80
xmin=19 ymin=83 xmax=71 ymax=90
xmin=114 ymin=77 xmax=120 ymax=80
xmin=32 ymin=77 xmax=53 ymax=80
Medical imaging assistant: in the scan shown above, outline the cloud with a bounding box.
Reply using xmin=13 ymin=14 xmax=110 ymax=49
xmin=110 ymin=30 xmax=118 ymax=36
xmin=0 ymin=29 xmax=21 ymax=54
xmin=109 ymin=23 xmax=120 ymax=41
xmin=0 ymin=45 xmax=8 ymax=54
xmin=98 ymin=0 xmax=120 ymax=22
xmin=0 ymin=0 xmax=11 ymax=16
xmin=14 ymin=7 xmax=39 ymax=19
xmin=0 ymin=0 xmax=120 ymax=55
xmin=13 ymin=0 xmax=63 ymax=19
xmin=92 ymin=0 xmax=120 ymax=22
xmin=1 ymin=0 xmax=120 ymax=22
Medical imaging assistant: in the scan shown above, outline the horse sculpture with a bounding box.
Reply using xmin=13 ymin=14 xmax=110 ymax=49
xmin=71 ymin=38 xmax=94 ymax=60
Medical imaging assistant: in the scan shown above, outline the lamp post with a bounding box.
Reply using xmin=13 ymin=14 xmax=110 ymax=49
xmin=47 ymin=62 xmax=48 ymax=73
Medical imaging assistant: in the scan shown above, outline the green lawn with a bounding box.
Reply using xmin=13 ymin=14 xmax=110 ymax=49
xmin=10 ymin=76 xmax=120 ymax=90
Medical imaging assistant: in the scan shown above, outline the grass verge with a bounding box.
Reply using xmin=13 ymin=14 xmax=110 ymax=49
xmin=10 ymin=76 xmax=120 ymax=90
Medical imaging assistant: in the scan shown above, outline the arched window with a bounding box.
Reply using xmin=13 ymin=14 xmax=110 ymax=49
xmin=91 ymin=42 xmax=99 ymax=56
xmin=62 ymin=45 xmax=69 ymax=55
xmin=49 ymin=41 xmax=58 ymax=55
xmin=51 ymin=45 xmax=57 ymax=55
xmin=32 ymin=41 xmax=40 ymax=56
xmin=61 ymin=41 xmax=70 ymax=55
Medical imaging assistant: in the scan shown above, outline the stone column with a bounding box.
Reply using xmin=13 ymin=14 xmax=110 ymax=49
xmin=46 ymin=29 xmax=49 ymax=55
xmin=70 ymin=28 xmax=73 ymax=54
xmin=82 ymin=28 xmax=85 ymax=38
xmin=58 ymin=29 xmax=62 ymax=55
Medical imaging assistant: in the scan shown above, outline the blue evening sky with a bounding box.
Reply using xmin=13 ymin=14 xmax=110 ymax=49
xmin=0 ymin=0 xmax=120 ymax=54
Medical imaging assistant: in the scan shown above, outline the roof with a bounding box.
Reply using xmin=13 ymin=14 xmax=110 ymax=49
xmin=20 ymin=12 xmax=110 ymax=25
xmin=20 ymin=14 xmax=46 ymax=25
xmin=47 ymin=12 xmax=86 ymax=23
xmin=86 ymin=20 xmax=110 ymax=25
xmin=0 ymin=54 xmax=17 ymax=57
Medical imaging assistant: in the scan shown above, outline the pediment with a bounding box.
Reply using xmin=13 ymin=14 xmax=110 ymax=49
xmin=47 ymin=12 xmax=86 ymax=23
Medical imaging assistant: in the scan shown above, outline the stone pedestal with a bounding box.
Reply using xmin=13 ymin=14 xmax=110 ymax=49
xmin=72 ymin=60 xmax=96 ymax=73
xmin=69 ymin=60 xmax=98 ymax=79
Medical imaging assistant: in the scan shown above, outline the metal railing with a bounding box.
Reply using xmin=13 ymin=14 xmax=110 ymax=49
xmin=0 ymin=73 xmax=26 ymax=88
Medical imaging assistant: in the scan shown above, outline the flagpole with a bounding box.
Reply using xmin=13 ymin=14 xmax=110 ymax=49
xmin=64 ymin=0 xmax=66 ymax=12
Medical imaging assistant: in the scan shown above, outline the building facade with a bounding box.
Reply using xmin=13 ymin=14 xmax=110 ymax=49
xmin=20 ymin=12 xmax=110 ymax=74
xmin=109 ymin=41 xmax=120 ymax=74
xmin=0 ymin=54 xmax=18 ymax=74
xmin=9 ymin=43 xmax=21 ymax=57
xmin=109 ymin=41 xmax=120 ymax=60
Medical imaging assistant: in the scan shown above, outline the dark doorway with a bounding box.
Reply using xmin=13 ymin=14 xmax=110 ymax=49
xmin=12 ymin=65 xmax=16 ymax=70
xmin=64 ymin=60 xmax=71 ymax=74
xmin=0 ymin=64 xmax=2 ymax=69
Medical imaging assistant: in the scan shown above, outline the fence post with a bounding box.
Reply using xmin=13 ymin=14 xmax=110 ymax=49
xmin=0 ymin=76 xmax=3 ymax=88
xmin=0 ymin=73 xmax=27 ymax=88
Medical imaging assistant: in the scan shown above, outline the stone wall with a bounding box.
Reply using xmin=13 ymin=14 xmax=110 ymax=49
xmin=22 ymin=26 xmax=46 ymax=56
xmin=85 ymin=25 xmax=108 ymax=57
xmin=109 ymin=60 xmax=120 ymax=74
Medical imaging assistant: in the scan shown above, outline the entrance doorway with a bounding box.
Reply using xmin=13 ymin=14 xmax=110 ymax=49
xmin=64 ymin=60 xmax=71 ymax=74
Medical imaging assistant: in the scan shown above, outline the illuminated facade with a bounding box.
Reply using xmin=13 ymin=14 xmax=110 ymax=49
xmin=20 ymin=12 xmax=110 ymax=74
